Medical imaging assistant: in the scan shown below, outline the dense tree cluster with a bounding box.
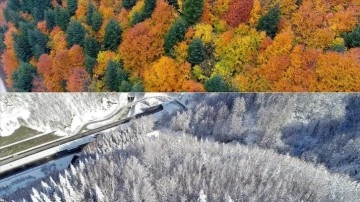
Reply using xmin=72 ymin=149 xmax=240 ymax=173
xmin=1 ymin=0 xmax=360 ymax=92
xmin=168 ymin=93 xmax=360 ymax=181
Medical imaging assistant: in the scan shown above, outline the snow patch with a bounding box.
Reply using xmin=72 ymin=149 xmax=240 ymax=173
xmin=0 ymin=109 xmax=31 ymax=137
xmin=146 ymin=130 xmax=160 ymax=138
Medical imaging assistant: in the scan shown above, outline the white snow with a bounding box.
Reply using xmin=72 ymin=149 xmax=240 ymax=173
xmin=0 ymin=109 xmax=31 ymax=137
xmin=146 ymin=130 xmax=160 ymax=138
xmin=0 ymin=154 xmax=74 ymax=196
xmin=0 ymin=76 xmax=6 ymax=93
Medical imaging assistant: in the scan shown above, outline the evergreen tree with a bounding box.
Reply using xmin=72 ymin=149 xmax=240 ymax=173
xmin=66 ymin=20 xmax=86 ymax=47
xmin=84 ymin=36 xmax=100 ymax=58
xmin=45 ymin=9 xmax=56 ymax=30
xmin=33 ymin=7 xmax=42 ymax=23
xmin=67 ymin=0 xmax=78 ymax=16
xmin=85 ymin=55 xmax=97 ymax=76
xmin=343 ymin=26 xmax=360 ymax=48
xmin=130 ymin=12 xmax=143 ymax=26
xmin=11 ymin=63 xmax=37 ymax=92
xmin=90 ymin=11 xmax=103 ymax=32
xmin=55 ymin=6 xmax=70 ymax=31
xmin=123 ymin=0 xmax=136 ymax=10
xmin=131 ymin=83 xmax=144 ymax=92
xmin=33 ymin=0 xmax=51 ymax=21
xmin=183 ymin=0 xmax=204 ymax=25
xmin=188 ymin=38 xmax=205 ymax=65
xmin=103 ymin=19 xmax=122 ymax=51
xmin=13 ymin=23 xmax=34 ymax=62
xmin=4 ymin=8 xmax=24 ymax=27
xmin=119 ymin=80 xmax=132 ymax=92
xmin=105 ymin=60 xmax=119 ymax=91
xmin=117 ymin=67 xmax=128 ymax=82
xmin=164 ymin=17 xmax=188 ymax=56
xmin=205 ymin=74 xmax=230 ymax=92
xmin=142 ymin=0 xmax=156 ymax=19
xmin=256 ymin=5 xmax=281 ymax=38
xmin=28 ymin=29 xmax=50 ymax=59
xmin=22 ymin=0 xmax=35 ymax=13
xmin=86 ymin=3 xmax=96 ymax=25
xmin=7 ymin=0 xmax=22 ymax=12
xmin=0 ymin=27 xmax=6 ymax=51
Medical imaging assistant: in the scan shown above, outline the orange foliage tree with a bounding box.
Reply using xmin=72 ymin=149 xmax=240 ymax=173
xmin=291 ymin=0 xmax=333 ymax=48
xmin=119 ymin=0 xmax=175 ymax=77
xmin=49 ymin=27 xmax=67 ymax=56
xmin=37 ymin=45 xmax=87 ymax=91
xmin=273 ymin=45 xmax=319 ymax=91
xmin=144 ymin=56 xmax=192 ymax=91
xmin=2 ymin=24 xmax=19 ymax=86
xmin=66 ymin=68 xmax=91 ymax=91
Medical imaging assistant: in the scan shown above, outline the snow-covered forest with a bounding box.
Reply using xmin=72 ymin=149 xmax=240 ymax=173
xmin=0 ymin=93 xmax=128 ymax=136
xmin=1 ymin=93 xmax=360 ymax=201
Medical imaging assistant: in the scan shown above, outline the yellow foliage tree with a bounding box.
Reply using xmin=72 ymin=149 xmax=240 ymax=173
xmin=214 ymin=25 xmax=266 ymax=80
xmin=94 ymin=51 xmax=120 ymax=78
xmin=194 ymin=23 xmax=213 ymax=44
xmin=258 ymin=30 xmax=294 ymax=64
xmin=75 ymin=0 xmax=88 ymax=20
xmin=249 ymin=0 xmax=261 ymax=27
xmin=144 ymin=56 xmax=191 ymax=91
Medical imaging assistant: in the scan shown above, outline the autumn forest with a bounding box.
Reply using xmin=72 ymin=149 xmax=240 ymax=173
xmin=0 ymin=0 xmax=360 ymax=92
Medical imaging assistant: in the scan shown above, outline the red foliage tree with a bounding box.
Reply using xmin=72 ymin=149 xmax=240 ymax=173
xmin=224 ymin=0 xmax=254 ymax=27
xmin=66 ymin=68 xmax=91 ymax=92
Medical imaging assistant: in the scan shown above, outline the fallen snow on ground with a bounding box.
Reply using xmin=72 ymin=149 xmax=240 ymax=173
xmin=0 ymin=108 xmax=31 ymax=137
xmin=0 ymin=154 xmax=74 ymax=196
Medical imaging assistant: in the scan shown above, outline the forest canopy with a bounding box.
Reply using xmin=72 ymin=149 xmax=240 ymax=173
xmin=1 ymin=0 xmax=360 ymax=92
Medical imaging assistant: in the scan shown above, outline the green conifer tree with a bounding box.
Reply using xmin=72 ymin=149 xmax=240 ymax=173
xmin=55 ymin=6 xmax=70 ymax=31
xmin=188 ymin=38 xmax=205 ymax=65
xmin=256 ymin=5 xmax=281 ymax=38
xmin=103 ymin=19 xmax=122 ymax=51
xmin=45 ymin=9 xmax=56 ymax=30
xmin=90 ymin=11 xmax=103 ymax=32
xmin=67 ymin=0 xmax=78 ymax=16
xmin=343 ymin=26 xmax=360 ymax=48
xmin=105 ymin=60 xmax=119 ymax=91
xmin=66 ymin=20 xmax=86 ymax=47
xmin=11 ymin=63 xmax=37 ymax=92
xmin=123 ymin=0 xmax=136 ymax=10
xmin=164 ymin=17 xmax=188 ymax=56
xmin=205 ymin=74 xmax=230 ymax=92
xmin=84 ymin=36 xmax=101 ymax=58
xmin=183 ymin=0 xmax=204 ymax=25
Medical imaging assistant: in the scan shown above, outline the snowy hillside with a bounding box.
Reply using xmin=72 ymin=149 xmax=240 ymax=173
xmin=0 ymin=93 xmax=129 ymax=137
